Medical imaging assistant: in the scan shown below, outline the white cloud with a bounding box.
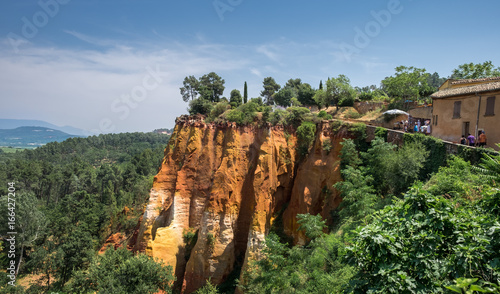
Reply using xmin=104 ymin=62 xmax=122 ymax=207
xmin=0 ymin=38 xmax=250 ymax=134
xmin=250 ymin=68 xmax=262 ymax=77
xmin=256 ymin=44 xmax=280 ymax=62
xmin=0 ymin=34 xmax=395 ymax=134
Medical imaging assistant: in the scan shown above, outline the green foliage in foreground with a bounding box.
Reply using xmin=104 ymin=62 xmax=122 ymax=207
xmin=296 ymin=121 xmax=316 ymax=156
xmin=241 ymin=137 xmax=500 ymax=293
xmin=194 ymin=279 xmax=220 ymax=294
xmin=347 ymin=184 xmax=500 ymax=293
xmin=240 ymin=230 xmax=355 ymax=294
xmin=69 ymin=247 xmax=175 ymax=294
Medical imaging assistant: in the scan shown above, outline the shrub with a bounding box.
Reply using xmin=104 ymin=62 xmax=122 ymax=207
xmin=249 ymin=97 xmax=264 ymax=106
xmin=403 ymin=132 xmax=447 ymax=180
xmin=269 ymin=109 xmax=288 ymax=125
xmin=290 ymin=97 xmax=302 ymax=107
xmin=374 ymin=126 xmax=388 ymax=140
xmin=344 ymin=109 xmax=361 ymax=119
xmin=297 ymin=121 xmax=316 ymax=156
xmin=225 ymin=101 xmax=258 ymax=125
xmin=362 ymin=138 xmax=429 ymax=196
xmin=205 ymin=101 xmax=230 ymax=123
xmin=318 ymin=110 xmax=333 ymax=120
xmin=225 ymin=109 xmax=245 ymax=125
xmin=69 ymin=247 xmax=175 ymax=294
xmin=322 ymin=138 xmax=332 ymax=154
xmin=339 ymin=95 xmax=355 ymax=107
xmin=189 ymin=98 xmax=213 ymax=116
xmin=261 ymin=106 xmax=272 ymax=124
xmin=358 ymin=91 xmax=375 ymax=101
xmin=285 ymin=106 xmax=311 ymax=128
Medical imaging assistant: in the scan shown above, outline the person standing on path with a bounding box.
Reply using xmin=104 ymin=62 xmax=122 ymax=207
xmin=467 ymin=133 xmax=475 ymax=147
xmin=478 ymin=131 xmax=487 ymax=147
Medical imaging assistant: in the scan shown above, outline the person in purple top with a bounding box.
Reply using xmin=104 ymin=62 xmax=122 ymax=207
xmin=467 ymin=133 xmax=475 ymax=147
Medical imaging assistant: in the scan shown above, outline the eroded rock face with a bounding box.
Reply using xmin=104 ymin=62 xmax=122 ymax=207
xmin=134 ymin=116 xmax=350 ymax=293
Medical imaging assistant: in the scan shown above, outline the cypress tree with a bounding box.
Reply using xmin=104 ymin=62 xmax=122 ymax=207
xmin=244 ymin=81 xmax=248 ymax=104
xmin=319 ymin=80 xmax=323 ymax=90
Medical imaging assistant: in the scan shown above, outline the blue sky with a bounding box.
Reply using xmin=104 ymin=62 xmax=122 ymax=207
xmin=1 ymin=0 xmax=500 ymax=133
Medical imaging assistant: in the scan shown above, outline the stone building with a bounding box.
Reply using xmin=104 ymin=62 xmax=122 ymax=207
xmin=430 ymin=77 xmax=500 ymax=150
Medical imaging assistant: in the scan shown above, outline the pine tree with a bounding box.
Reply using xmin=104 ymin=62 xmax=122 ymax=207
xmin=244 ymin=81 xmax=248 ymax=104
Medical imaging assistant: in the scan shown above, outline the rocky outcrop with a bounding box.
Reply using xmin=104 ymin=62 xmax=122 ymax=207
xmin=134 ymin=116 xmax=352 ymax=293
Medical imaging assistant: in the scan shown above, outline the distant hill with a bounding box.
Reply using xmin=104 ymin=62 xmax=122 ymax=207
xmin=0 ymin=119 xmax=88 ymax=136
xmin=0 ymin=126 xmax=82 ymax=148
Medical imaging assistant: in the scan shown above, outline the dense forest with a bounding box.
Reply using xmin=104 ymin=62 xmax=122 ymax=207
xmin=0 ymin=132 xmax=173 ymax=293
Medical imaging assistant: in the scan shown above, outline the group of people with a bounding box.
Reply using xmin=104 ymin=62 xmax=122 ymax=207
xmin=460 ymin=130 xmax=487 ymax=147
xmin=402 ymin=120 xmax=431 ymax=134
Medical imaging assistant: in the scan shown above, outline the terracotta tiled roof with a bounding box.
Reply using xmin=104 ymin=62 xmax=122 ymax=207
xmin=450 ymin=76 xmax=500 ymax=85
xmin=431 ymin=81 xmax=500 ymax=99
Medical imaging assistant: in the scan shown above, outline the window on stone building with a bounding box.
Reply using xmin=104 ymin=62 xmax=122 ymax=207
xmin=453 ymin=101 xmax=461 ymax=119
xmin=485 ymin=96 xmax=495 ymax=116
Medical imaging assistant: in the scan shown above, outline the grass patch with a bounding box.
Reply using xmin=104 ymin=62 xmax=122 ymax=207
xmin=0 ymin=146 xmax=26 ymax=153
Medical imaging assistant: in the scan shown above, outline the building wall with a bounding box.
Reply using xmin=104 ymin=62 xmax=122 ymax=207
xmin=353 ymin=101 xmax=386 ymax=114
xmin=409 ymin=106 xmax=432 ymax=120
xmin=432 ymin=91 xmax=500 ymax=150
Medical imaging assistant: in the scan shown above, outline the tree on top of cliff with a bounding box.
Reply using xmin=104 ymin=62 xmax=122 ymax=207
xmin=325 ymin=74 xmax=356 ymax=109
xmin=244 ymin=81 xmax=248 ymax=104
xmin=381 ymin=66 xmax=431 ymax=104
xmin=180 ymin=72 xmax=226 ymax=103
xmin=180 ymin=75 xmax=200 ymax=102
xmin=199 ymin=72 xmax=225 ymax=102
xmin=297 ymin=83 xmax=316 ymax=106
xmin=285 ymin=78 xmax=302 ymax=89
xmin=274 ymin=87 xmax=295 ymax=107
xmin=261 ymin=77 xmax=281 ymax=105
xmin=229 ymin=89 xmax=243 ymax=108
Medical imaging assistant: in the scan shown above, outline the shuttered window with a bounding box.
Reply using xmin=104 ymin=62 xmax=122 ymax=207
xmin=453 ymin=101 xmax=461 ymax=118
xmin=485 ymin=96 xmax=495 ymax=116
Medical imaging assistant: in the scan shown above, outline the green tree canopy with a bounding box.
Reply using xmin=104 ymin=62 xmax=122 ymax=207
xmin=199 ymin=72 xmax=225 ymax=102
xmin=381 ymin=66 xmax=431 ymax=103
xmin=188 ymin=97 xmax=214 ymax=115
xmin=179 ymin=75 xmax=200 ymax=102
xmin=427 ymin=72 xmax=447 ymax=90
xmin=313 ymin=89 xmax=327 ymax=109
xmin=297 ymin=83 xmax=316 ymax=106
xmin=325 ymin=74 xmax=356 ymax=109
xmin=285 ymin=78 xmax=302 ymax=89
xmin=274 ymin=87 xmax=295 ymax=107
xmin=0 ymin=192 xmax=47 ymax=274
xmin=69 ymin=247 xmax=175 ymax=294
xmin=451 ymin=61 xmax=500 ymax=79
xmin=261 ymin=77 xmax=281 ymax=105
xmin=229 ymin=89 xmax=242 ymax=108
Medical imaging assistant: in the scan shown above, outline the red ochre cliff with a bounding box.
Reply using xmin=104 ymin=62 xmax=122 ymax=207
xmin=134 ymin=115 xmax=351 ymax=293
